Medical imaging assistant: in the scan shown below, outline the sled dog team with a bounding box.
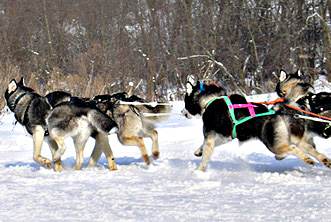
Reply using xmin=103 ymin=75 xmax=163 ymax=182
xmin=4 ymin=70 xmax=331 ymax=172
xmin=5 ymin=79 xmax=169 ymax=172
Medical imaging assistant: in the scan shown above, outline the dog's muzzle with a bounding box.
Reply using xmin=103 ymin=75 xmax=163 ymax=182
xmin=181 ymin=108 xmax=193 ymax=119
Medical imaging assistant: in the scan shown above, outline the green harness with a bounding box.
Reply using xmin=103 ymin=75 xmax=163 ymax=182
xmin=205 ymin=96 xmax=276 ymax=139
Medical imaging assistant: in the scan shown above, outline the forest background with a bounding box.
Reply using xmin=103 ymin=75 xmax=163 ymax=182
xmin=0 ymin=0 xmax=330 ymax=109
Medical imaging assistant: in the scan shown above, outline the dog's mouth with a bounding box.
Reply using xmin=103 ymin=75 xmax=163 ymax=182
xmin=181 ymin=108 xmax=194 ymax=119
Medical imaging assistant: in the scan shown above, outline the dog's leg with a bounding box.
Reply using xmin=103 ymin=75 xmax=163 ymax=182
xmin=120 ymin=135 xmax=150 ymax=164
xmin=47 ymin=139 xmax=62 ymax=172
xmin=32 ymin=126 xmax=52 ymax=168
xmin=194 ymin=136 xmax=227 ymax=157
xmin=72 ymin=135 xmax=89 ymax=170
xmin=300 ymin=141 xmax=331 ymax=168
xmin=94 ymin=133 xmax=117 ymax=171
xmin=87 ymin=141 xmax=103 ymax=167
xmin=197 ymin=134 xmax=215 ymax=171
xmin=144 ymin=129 xmax=160 ymax=160
xmin=53 ymin=136 xmax=67 ymax=162
xmin=274 ymin=144 xmax=315 ymax=167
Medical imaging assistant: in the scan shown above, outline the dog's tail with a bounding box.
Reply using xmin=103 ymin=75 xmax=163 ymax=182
xmin=87 ymin=109 xmax=117 ymax=133
xmin=141 ymin=103 xmax=171 ymax=123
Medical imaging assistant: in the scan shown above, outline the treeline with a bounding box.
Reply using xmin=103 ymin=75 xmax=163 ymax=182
xmin=0 ymin=0 xmax=330 ymax=108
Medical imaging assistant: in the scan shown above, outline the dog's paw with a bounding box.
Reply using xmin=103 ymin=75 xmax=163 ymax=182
xmin=54 ymin=161 xmax=62 ymax=172
xmin=110 ymin=165 xmax=118 ymax=171
xmin=152 ymin=151 xmax=160 ymax=160
xmin=194 ymin=148 xmax=203 ymax=157
xmin=275 ymin=155 xmax=285 ymax=161
xmin=142 ymin=154 xmax=151 ymax=165
xmin=109 ymin=159 xmax=118 ymax=171
xmin=44 ymin=159 xmax=52 ymax=168
xmin=304 ymin=157 xmax=315 ymax=167
xmin=322 ymin=158 xmax=331 ymax=168
xmin=197 ymin=165 xmax=207 ymax=171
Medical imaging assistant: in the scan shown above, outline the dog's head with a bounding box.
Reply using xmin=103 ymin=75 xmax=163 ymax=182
xmin=276 ymin=70 xmax=303 ymax=97
xmin=92 ymin=94 xmax=114 ymax=113
xmin=45 ymin=91 xmax=71 ymax=107
xmin=5 ymin=77 xmax=34 ymax=112
xmin=92 ymin=92 xmax=129 ymax=114
xmin=182 ymin=81 xmax=201 ymax=118
xmin=182 ymin=79 xmax=226 ymax=118
xmin=275 ymin=70 xmax=314 ymax=104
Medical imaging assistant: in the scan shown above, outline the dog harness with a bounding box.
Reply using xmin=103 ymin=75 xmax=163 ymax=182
xmin=13 ymin=92 xmax=28 ymax=111
xmin=205 ymin=96 xmax=275 ymax=139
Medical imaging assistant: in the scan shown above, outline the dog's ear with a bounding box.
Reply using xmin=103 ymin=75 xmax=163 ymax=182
xmin=8 ymin=79 xmax=18 ymax=93
xmin=279 ymin=70 xmax=287 ymax=82
xmin=186 ymin=81 xmax=194 ymax=95
xmin=18 ymin=77 xmax=25 ymax=86
xmin=187 ymin=75 xmax=195 ymax=86
xmin=295 ymin=69 xmax=302 ymax=77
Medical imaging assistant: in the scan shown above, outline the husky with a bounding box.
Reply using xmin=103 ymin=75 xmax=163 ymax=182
xmin=5 ymin=78 xmax=71 ymax=171
xmin=5 ymin=78 xmax=118 ymax=171
xmin=89 ymin=93 xmax=170 ymax=165
xmin=275 ymin=69 xmax=314 ymax=106
xmin=46 ymin=100 xmax=118 ymax=171
xmin=276 ymin=69 xmax=331 ymax=138
xmin=183 ymin=80 xmax=331 ymax=171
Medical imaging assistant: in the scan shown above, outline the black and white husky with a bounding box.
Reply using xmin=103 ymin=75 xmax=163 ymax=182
xmin=5 ymin=78 xmax=71 ymax=171
xmin=183 ymin=80 xmax=331 ymax=171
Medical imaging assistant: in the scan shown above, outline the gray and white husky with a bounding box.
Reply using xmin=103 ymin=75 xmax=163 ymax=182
xmin=5 ymin=78 xmax=117 ymax=171
xmin=183 ymin=79 xmax=331 ymax=171
xmin=90 ymin=93 xmax=170 ymax=165
xmin=275 ymin=69 xmax=314 ymax=105
xmin=276 ymin=69 xmax=331 ymax=138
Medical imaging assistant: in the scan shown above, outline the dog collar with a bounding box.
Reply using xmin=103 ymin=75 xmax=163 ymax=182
xmin=200 ymin=80 xmax=220 ymax=92
xmin=200 ymin=82 xmax=205 ymax=92
xmin=281 ymin=83 xmax=296 ymax=96
xmin=13 ymin=92 xmax=27 ymax=110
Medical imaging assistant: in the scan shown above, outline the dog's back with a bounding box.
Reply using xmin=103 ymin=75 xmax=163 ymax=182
xmin=47 ymin=101 xmax=116 ymax=137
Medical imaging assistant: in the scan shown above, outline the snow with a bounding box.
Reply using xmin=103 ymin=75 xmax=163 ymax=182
xmin=1 ymin=100 xmax=331 ymax=221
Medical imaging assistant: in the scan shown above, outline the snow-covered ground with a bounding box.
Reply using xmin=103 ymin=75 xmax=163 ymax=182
xmin=1 ymin=98 xmax=331 ymax=222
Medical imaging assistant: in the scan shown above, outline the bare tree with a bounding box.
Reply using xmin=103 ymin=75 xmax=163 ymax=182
xmin=0 ymin=0 xmax=330 ymax=110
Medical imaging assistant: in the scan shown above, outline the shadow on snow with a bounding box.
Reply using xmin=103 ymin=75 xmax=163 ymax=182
xmin=4 ymin=153 xmax=331 ymax=176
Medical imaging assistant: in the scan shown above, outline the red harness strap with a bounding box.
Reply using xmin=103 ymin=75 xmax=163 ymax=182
xmin=255 ymin=97 xmax=285 ymax=105
xmin=285 ymin=104 xmax=331 ymax=121
xmin=255 ymin=97 xmax=331 ymax=121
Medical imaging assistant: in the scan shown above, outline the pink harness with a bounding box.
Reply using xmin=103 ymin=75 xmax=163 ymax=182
xmin=228 ymin=103 xmax=258 ymax=117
